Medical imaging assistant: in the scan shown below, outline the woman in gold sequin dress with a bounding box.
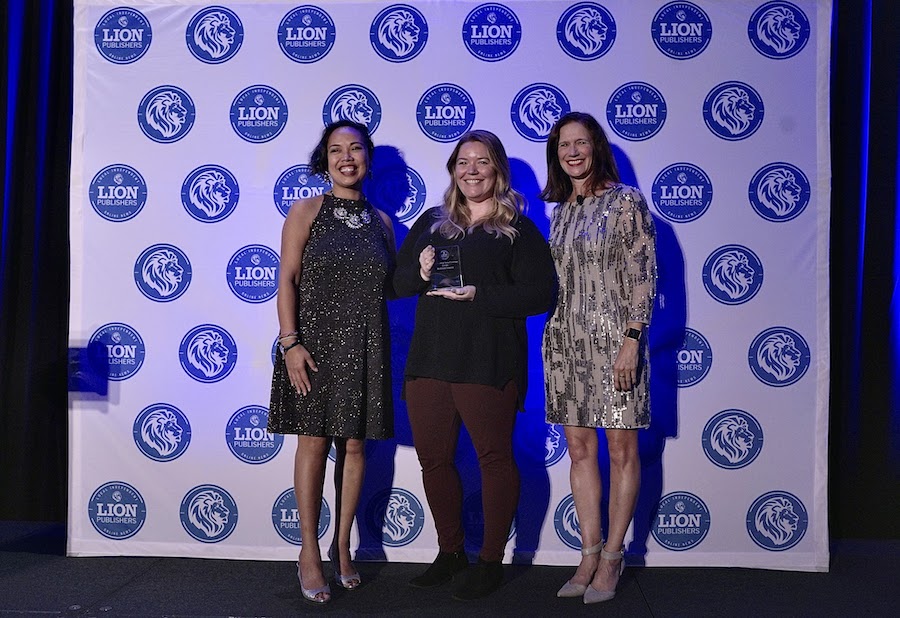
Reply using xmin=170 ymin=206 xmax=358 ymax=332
xmin=541 ymin=113 xmax=657 ymax=604
xmin=268 ymin=120 xmax=395 ymax=604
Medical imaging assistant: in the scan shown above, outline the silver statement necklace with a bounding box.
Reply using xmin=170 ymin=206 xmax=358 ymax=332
xmin=331 ymin=194 xmax=371 ymax=229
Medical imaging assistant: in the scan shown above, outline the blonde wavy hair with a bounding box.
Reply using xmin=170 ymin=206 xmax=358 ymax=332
xmin=432 ymin=130 xmax=524 ymax=241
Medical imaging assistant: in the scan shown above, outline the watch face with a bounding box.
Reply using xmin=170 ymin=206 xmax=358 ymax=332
xmin=626 ymin=328 xmax=642 ymax=340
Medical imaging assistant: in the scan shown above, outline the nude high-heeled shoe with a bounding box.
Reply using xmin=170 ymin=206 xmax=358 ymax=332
xmin=328 ymin=546 xmax=361 ymax=590
xmin=556 ymin=541 xmax=603 ymax=598
xmin=297 ymin=561 xmax=331 ymax=604
xmin=583 ymin=544 xmax=625 ymax=604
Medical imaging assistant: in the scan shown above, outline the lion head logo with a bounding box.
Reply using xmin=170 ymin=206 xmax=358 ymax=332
xmin=189 ymin=170 xmax=232 ymax=218
xmin=188 ymin=490 xmax=230 ymax=537
xmin=545 ymin=425 xmax=561 ymax=460
xmin=187 ymin=330 xmax=229 ymax=378
xmin=757 ymin=168 xmax=801 ymax=217
xmin=711 ymin=87 xmax=756 ymax=135
xmin=565 ymin=8 xmax=608 ymax=56
xmin=519 ymin=89 xmax=563 ymax=137
xmin=711 ymin=250 xmax=755 ymax=300
xmin=193 ymin=11 xmax=236 ymax=59
xmin=140 ymin=408 xmax=183 ymax=457
xmin=561 ymin=498 xmax=581 ymax=540
xmin=756 ymin=7 xmax=801 ymax=54
xmin=754 ymin=496 xmax=799 ymax=546
xmin=331 ymin=91 xmax=373 ymax=125
xmin=711 ymin=415 xmax=755 ymax=464
xmin=403 ymin=172 xmax=419 ymax=213
xmin=383 ymin=494 xmax=417 ymax=542
xmin=757 ymin=333 xmax=801 ymax=382
xmin=141 ymin=249 xmax=184 ymax=297
xmin=378 ymin=9 xmax=420 ymax=57
xmin=145 ymin=91 xmax=187 ymax=139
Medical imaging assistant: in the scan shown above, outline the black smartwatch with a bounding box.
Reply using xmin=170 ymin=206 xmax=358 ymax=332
xmin=625 ymin=328 xmax=643 ymax=342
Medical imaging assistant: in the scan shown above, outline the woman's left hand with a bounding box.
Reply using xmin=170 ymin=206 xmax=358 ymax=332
xmin=613 ymin=339 xmax=640 ymax=391
xmin=426 ymin=285 xmax=476 ymax=301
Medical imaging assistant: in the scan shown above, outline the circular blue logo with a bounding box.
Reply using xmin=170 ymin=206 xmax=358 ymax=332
xmin=702 ymin=244 xmax=763 ymax=305
xmin=133 ymin=403 xmax=191 ymax=462
xmin=322 ymin=84 xmax=382 ymax=135
xmin=703 ymin=81 xmax=764 ymax=141
xmin=94 ymin=8 xmax=152 ymax=64
xmin=651 ymin=492 xmax=711 ymax=551
xmin=180 ymin=484 xmax=238 ymax=543
xmin=651 ymin=163 xmax=713 ymax=223
xmin=748 ymin=162 xmax=810 ymax=222
xmin=396 ymin=166 xmax=427 ymax=224
xmin=230 ymin=85 xmax=289 ymax=143
xmin=370 ymin=4 xmax=428 ymax=62
xmin=271 ymin=336 xmax=279 ymax=366
xmin=607 ymin=82 xmax=667 ymax=141
xmin=179 ymin=324 xmax=237 ymax=383
xmin=556 ymin=2 xmax=616 ymax=60
xmin=416 ymin=83 xmax=476 ymax=143
xmin=89 ymin=164 xmax=148 ymax=222
xmin=462 ymin=3 xmax=522 ymax=62
xmin=748 ymin=326 xmax=810 ymax=387
xmin=226 ymin=244 xmax=279 ymax=303
xmin=463 ymin=491 xmax=516 ymax=553
xmin=748 ymin=1 xmax=810 ymax=59
xmin=89 ymin=322 xmax=146 ymax=381
xmin=226 ymin=405 xmax=284 ymax=464
xmin=651 ymin=2 xmax=712 ymax=59
xmin=134 ymin=244 xmax=192 ymax=303
xmin=510 ymin=83 xmax=570 ymax=142
xmin=277 ymin=5 xmax=336 ymax=63
xmin=273 ymin=164 xmax=330 ymax=217
xmin=271 ymin=490 xmax=331 ymax=545
xmin=746 ymin=491 xmax=808 ymax=551
xmin=676 ymin=328 xmax=713 ymax=387
xmin=544 ymin=424 xmax=569 ymax=467
xmin=88 ymin=481 xmax=147 ymax=540
xmin=186 ymin=6 xmax=243 ymax=64
xmin=553 ymin=494 xmax=581 ymax=549
xmin=701 ymin=409 xmax=763 ymax=469
xmin=365 ymin=487 xmax=426 ymax=547
xmin=137 ymin=86 xmax=196 ymax=144
xmin=181 ymin=165 xmax=239 ymax=223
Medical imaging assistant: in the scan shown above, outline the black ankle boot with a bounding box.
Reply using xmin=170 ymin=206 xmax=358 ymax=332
xmin=452 ymin=558 xmax=503 ymax=600
xmin=409 ymin=550 xmax=469 ymax=588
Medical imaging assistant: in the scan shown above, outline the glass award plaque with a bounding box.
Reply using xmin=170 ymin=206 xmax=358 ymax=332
xmin=430 ymin=245 xmax=463 ymax=289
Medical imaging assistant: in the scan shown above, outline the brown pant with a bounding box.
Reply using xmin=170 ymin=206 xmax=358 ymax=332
xmin=406 ymin=378 xmax=519 ymax=562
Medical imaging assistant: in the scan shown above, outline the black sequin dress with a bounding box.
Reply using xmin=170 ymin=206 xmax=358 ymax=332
xmin=268 ymin=193 xmax=393 ymax=439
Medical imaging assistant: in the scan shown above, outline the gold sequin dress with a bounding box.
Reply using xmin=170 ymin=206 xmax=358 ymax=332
xmin=542 ymin=185 xmax=657 ymax=429
xmin=268 ymin=193 xmax=393 ymax=439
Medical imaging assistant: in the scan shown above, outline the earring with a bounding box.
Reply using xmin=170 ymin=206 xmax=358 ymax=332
xmin=322 ymin=171 xmax=331 ymax=185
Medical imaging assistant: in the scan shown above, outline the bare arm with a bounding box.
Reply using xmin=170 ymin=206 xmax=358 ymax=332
xmin=277 ymin=196 xmax=322 ymax=396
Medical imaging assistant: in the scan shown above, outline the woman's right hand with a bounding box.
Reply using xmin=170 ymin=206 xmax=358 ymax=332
xmin=418 ymin=245 xmax=435 ymax=281
xmin=284 ymin=344 xmax=318 ymax=396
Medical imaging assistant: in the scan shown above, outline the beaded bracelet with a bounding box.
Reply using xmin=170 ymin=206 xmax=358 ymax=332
xmin=280 ymin=340 xmax=302 ymax=355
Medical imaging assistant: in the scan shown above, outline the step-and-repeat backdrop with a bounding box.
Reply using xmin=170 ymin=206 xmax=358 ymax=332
xmin=69 ymin=0 xmax=831 ymax=571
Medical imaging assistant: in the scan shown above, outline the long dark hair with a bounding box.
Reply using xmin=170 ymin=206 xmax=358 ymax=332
xmin=309 ymin=120 xmax=374 ymax=177
xmin=539 ymin=112 xmax=619 ymax=203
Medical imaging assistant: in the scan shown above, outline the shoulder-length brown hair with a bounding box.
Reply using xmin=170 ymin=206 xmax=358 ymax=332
xmin=433 ymin=130 xmax=524 ymax=241
xmin=539 ymin=112 xmax=619 ymax=203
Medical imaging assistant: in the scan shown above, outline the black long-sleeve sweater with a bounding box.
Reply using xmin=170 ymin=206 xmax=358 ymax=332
xmin=393 ymin=208 xmax=556 ymax=408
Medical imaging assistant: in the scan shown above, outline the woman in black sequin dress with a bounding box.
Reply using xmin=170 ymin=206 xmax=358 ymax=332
xmin=269 ymin=120 xmax=395 ymax=604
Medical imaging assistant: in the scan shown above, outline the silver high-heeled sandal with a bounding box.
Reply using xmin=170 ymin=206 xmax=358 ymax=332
xmin=297 ymin=561 xmax=331 ymax=604
xmin=556 ymin=541 xmax=604 ymax=598
xmin=328 ymin=546 xmax=361 ymax=590
xmin=583 ymin=544 xmax=625 ymax=604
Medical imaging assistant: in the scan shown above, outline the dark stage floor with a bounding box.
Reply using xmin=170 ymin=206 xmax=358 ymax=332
xmin=0 ymin=521 xmax=896 ymax=617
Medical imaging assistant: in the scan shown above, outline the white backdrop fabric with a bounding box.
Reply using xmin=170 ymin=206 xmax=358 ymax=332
xmin=68 ymin=0 xmax=831 ymax=571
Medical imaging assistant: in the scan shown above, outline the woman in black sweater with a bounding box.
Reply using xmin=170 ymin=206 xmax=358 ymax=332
xmin=394 ymin=130 xmax=555 ymax=600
